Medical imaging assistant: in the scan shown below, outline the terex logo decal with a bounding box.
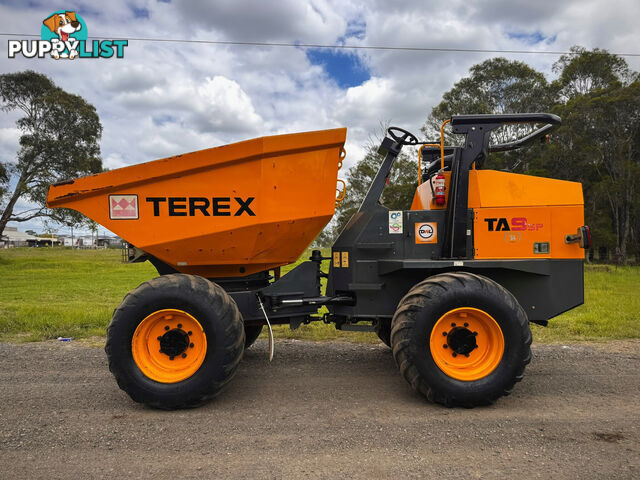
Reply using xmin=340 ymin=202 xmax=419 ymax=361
xmin=145 ymin=197 xmax=256 ymax=217
xmin=484 ymin=217 xmax=543 ymax=232
xmin=109 ymin=195 xmax=138 ymax=220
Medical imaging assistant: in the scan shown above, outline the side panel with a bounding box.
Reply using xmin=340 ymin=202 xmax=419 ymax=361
xmin=468 ymin=170 xmax=584 ymax=208
xmin=474 ymin=205 xmax=584 ymax=259
xmin=476 ymin=260 xmax=584 ymax=323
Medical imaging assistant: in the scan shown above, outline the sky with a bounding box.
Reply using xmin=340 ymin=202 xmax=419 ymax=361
xmin=1 ymin=0 xmax=640 ymax=235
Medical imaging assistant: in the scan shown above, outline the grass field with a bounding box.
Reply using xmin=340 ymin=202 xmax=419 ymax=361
xmin=0 ymin=247 xmax=638 ymax=343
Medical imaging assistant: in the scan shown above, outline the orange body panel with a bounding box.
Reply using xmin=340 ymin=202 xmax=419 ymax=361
xmin=474 ymin=205 xmax=584 ymax=259
xmin=411 ymin=170 xmax=585 ymax=259
xmin=47 ymin=128 xmax=347 ymax=277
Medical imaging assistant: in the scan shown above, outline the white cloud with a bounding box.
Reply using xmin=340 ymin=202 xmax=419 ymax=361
xmin=172 ymin=0 xmax=346 ymax=43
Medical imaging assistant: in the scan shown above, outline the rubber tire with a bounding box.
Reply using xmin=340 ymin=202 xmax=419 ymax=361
xmin=391 ymin=272 xmax=532 ymax=407
xmin=375 ymin=320 xmax=392 ymax=348
xmin=105 ymin=274 xmax=245 ymax=409
xmin=244 ymin=324 xmax=263 ymax=349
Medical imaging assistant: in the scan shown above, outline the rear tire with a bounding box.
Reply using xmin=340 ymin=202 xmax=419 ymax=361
xmin=244 ymin=324 xmax=263 ymax=349
xmin=105 ymin=274 xmax=245 ymax=409
xmin=391 ymin=272 xmax=531 ymax=407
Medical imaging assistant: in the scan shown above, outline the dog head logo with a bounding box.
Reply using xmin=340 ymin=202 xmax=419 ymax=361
xmin=41 ymin=11 xmax=87 ymax=60
xmin=8 ymin=10 xmax=126 ymax=60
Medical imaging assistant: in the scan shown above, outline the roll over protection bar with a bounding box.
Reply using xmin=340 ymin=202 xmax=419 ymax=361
xmin=421 ymin=113 xmax=561 ymax=177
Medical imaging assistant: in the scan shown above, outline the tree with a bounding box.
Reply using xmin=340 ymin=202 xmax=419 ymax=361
xmin=0 ymin=70 xmax=103 ymax=236
xmin=423 ymin=58 xmax=552 ymax=152
xmin=87 ymin=218 xmax=99 ymax=248
xmin=552 ymin=46 xmax=637 ymax=101
xmin=0 ymin=162 xmax=7 ymax=198
xmin=538 ymin=47 xmax=640 ymax=261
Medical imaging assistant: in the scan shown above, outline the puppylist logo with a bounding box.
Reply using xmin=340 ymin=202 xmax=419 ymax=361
xmin=8 ymin=10 xmax=127 ymax=60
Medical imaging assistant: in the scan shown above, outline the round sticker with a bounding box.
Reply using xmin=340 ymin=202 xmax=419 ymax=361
xmin=418 ymin=224 xmax=434 ymax=240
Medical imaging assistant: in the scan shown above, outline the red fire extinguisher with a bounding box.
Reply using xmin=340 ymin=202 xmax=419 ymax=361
xmin=434 ymin=171 xmax=446 ymax=206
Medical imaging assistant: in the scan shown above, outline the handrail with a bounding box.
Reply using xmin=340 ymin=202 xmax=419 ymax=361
xmin=440 ymin=119 xmax=451 ymax=170
xmin=487 ymin=123 xmax=555 ymax=153
xmin=450 ymin=113 xmax=561 ymax=126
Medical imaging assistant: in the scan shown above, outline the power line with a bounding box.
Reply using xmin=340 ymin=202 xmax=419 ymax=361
xmin=2 ymin=32 xmax=640 ymax=57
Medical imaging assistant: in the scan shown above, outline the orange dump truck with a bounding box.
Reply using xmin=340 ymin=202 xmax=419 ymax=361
xmin=48 ymin=114 xmax=589 ymax=409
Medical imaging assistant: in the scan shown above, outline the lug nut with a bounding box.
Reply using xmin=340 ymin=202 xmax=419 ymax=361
xmin=464 ymin=322 xmax=469 ymax=327
xmin=177 ymin=323 xmax=182 ymax=329
xmin=442 ymin=332 xmax=447 ymax=336
xmin=452 ymin=352 xmax=457 ymax=357
xmin=451 ymin=322 xmax=456 ymax=327
xmin=181 ymin=353 xmax=187 ymax=359
xmin=464 ymin=353 xmax=470 ymax=357
xmin=443 ymin=344 xmax=448 ymax=349
xmin=157 ymin=336 xmax=162 ymax=341
xmin=169 ymin=356 xmax=174 ymax=361
xmin=164 ymin=326 xmax=170 ymax=331
xmin=190 ymin=343 xmax=194 ymax=348
xmin=473 ymin=331 xmax=478 ymax=336
xmin=188 ymin=331 xmax=193 ymax=336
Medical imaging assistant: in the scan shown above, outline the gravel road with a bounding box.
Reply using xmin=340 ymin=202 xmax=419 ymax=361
xmin=0 ymin=339 xmax=638 ymax=479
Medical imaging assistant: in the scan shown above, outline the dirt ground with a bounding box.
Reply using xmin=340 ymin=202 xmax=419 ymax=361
xmin=0 ymin=339 xmax=638 ymax=479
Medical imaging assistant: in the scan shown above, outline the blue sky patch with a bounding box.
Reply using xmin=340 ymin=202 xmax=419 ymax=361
xmin=345 ymin=18 xmax=366 ymax=40
xmin=152 ymin=114 xmax=176 ymax=126
xmin=507 ymin=31 xmax=548 ymax=45
xmin=131 ymin=6 xmax=150 ymax=19
xmin=306 ymin=49 xmax=370 ymax=89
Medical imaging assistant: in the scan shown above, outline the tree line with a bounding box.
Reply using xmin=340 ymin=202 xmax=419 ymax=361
xmin=324 ymin=47 xmax=640 ymax=263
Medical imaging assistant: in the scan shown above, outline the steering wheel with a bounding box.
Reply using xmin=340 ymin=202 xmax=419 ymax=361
xmin=387 ymin=126 xmax=419 ymax=146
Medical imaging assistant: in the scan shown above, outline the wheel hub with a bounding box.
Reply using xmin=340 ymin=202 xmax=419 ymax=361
xmin=159 ymin=328 xmax=190 ymax=358
xmin=446 ymin=327 xmax=478 ymax=356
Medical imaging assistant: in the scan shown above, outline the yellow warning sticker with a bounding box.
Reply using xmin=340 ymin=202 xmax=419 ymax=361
xmin=341 ymin=251 xmax=349 ymax=268
xmin=333 ymin=251 xmax=341 ymax=268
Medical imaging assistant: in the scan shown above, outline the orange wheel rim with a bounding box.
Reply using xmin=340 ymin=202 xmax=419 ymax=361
xmin=132 ymin=309 xmax=207 ymax=383
xmin=429 ymin=307 xmax=504 ymax=381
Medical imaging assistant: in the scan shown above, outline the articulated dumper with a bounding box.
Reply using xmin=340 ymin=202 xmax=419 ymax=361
xmin=47 ymin=114 xmax=589 ymax=409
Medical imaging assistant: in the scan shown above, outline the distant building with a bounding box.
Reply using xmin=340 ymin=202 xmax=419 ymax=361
xmin=97 ymin=235 xmax=123 ymax=248
xmin=0 ymin=227 xmax=121 ymax=248
xmin=56 ymin=235 xmax=74 ymax=247
xmin=55 ymin=233 xmax=123 ymax=248
xmin=0 ymin=227 xmax=60 ymax=247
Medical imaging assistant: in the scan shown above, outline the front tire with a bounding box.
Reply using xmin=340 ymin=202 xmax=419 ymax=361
xmin=391 ymin=272 xmax=531 ymax=407
xmin=105 ymin=274 xmax=245 ymax=409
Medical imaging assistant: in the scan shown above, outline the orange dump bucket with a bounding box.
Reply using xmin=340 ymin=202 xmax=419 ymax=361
xmin=47 ymin=128 xmax=347 ymax=277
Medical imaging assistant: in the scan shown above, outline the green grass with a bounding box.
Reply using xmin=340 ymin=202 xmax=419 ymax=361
xmin=0 ymin=248 xmax=638 ymax=343
xmin=0 ymin=248 xmax=155 ymax=341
